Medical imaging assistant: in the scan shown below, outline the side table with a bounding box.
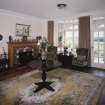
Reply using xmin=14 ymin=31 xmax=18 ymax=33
xmin=57 ymin=54 xmax=73 ymax=68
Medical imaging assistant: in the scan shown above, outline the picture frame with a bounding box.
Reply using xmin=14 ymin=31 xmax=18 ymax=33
xmin=16 ymin=24 xmax=31 ymax=36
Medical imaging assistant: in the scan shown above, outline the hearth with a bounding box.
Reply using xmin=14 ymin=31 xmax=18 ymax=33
xmin=17 ymin=48 xmax=34 ymax=65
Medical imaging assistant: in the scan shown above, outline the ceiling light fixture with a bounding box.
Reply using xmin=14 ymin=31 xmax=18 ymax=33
xmin=57 ymin=3 xmax=67 ymax=9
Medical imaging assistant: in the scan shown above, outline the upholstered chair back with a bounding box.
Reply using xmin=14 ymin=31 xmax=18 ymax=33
xmin=76 ymin=48 xmax=89 ymax=60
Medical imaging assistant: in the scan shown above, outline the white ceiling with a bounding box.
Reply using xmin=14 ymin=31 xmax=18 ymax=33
xmin=0 ymin=0 xmax=105 ymax=19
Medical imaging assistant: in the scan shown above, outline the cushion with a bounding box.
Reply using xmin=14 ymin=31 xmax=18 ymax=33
xmin=77 ymin=55 xmax=86 ymax=61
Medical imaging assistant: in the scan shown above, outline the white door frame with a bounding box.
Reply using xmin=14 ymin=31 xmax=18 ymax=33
xmin=90 ymin=16 xmax=105 ymax=69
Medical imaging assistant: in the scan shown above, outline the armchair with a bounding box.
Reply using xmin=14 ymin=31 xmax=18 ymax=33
xmin=72 ymin=48 xmax=89 ymax=68
xmin=46 ymin=46 xmax=61 ymax=70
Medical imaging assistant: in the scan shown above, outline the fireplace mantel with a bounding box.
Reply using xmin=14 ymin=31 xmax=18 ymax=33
xmin=7 ymin=41 xmax=38 ymax=68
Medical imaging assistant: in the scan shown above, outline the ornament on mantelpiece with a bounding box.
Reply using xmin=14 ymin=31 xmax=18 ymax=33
xmin=9 ymin=35 xmax=13 ymax=42
xmin=22 ymin=36 xmax=28 ymax=42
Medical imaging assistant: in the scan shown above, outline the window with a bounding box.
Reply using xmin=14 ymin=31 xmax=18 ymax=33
xmin=58 ymin=19 xmax=79 ymax=50
xmin=93 ymin=16 xmax=105 ymax=64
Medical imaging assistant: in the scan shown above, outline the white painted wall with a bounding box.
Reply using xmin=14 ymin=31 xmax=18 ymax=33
xmin=0 ymin=10 xmax=47 ymax=54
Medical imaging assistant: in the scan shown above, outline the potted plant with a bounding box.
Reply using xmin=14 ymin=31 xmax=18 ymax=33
xmin=41 ymin=37 xmax=50 ymax=50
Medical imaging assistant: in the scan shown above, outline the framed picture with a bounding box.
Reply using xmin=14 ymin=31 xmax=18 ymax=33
xmin=16 ymin=24 xmax=31 ymax=36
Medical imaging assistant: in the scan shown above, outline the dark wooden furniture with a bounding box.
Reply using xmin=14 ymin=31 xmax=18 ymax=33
xmin=0 ymin=54 xmax=8 ymax=70
xmin=34 ymin=59 xmax=55 ymax=93
xmin=7 ymin=41 xmax=38 ymax=68
xmin=57 ymin=54 xmax=73 ymax=68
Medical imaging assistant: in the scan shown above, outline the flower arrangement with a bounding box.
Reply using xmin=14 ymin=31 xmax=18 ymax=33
xmin=41 ymin=37 xmax=50 ymax=50
xmin=39 ymin=37 xmax=52 ymax=51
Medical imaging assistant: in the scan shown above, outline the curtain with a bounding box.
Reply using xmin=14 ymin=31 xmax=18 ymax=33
xmin=79 ymin=16 xmax=91 ymax=66
xmin=48 ymin=21 xmax=54 ymax=45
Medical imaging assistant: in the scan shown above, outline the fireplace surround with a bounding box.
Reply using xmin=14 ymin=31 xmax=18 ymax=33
xmin=7 ymin=41 xmax=38 ymax=68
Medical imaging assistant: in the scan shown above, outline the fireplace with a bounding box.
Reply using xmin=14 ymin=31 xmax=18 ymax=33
xmin=16 ymin=47 xmax=34 ymax=65
xmin=7 ymin=41 xmax=38 ymax=68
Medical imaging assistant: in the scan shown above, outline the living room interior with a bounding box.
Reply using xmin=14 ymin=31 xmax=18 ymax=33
xmin=0 ymin=0 xmax=105 ymax=105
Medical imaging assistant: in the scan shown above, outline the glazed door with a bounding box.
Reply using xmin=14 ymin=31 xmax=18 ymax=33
xmin=91 ymin=17 xmax=105 ymax=69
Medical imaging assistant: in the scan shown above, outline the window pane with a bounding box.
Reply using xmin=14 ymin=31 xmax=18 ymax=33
xmin=94 ymin=50 xmax=99 ymax=57
xmin=94 ymin=32 xmax=98 ymax=37
xmin=94 ymin=43 xmax=98 ymax=50
xmin=99 ymin=31 xmax=104 ymax=37
xmin=98 ymin=24 xmax=105 ymax=28
xmin=94 ymin=32 xmax=98 ymax=42
xmin=94 ymin=57 xmax=98 ymax=63
xmin=74 ymin=25 xmax=78 ymax=30
xmin=65 ymin=31 xmax=73 ymax=48
xmin=99 ymin=51 xmax=104 ymax=58
xmin=73 ymin=19 xmax=78 ymax=23
xmin=74 ymin=31 xmax=78 ymax=48
xmin=99 ymin=58 xmax=104 ymax=64
xmin=69 ymin=26 xmax=73 ymax=30
xmin=65 ymin=31 xmax=73 ymax=37
xmin=58 ymin=19 xmax=79 ymax=49
xmin=98 ymin=31 xmax=104 ymax=44
xmin=93 ymin=17 xmax=105 ymax=20
xmin=94 ymin=42 xmax=98 ymax=55
xmin=74 ymin=42 xmax=78 ymax=48
xmin=74 ymin=31 xmax=78 ymax=37
xmin=99 ymin=44 xmax=104 ymax=51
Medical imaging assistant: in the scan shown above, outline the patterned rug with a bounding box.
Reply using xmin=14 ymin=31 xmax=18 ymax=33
xmin=17 ymin=79 xmax=64 ymax=104
xmin=0 ymin=68 xmax=104 ymax=105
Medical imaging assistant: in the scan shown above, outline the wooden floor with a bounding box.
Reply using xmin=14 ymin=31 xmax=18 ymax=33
xmin=88 ymin=69 xmax=105 ymax=105
xmin=0 ymin=66 xmax=35 ymax=81
xmin=0 ymin=66 xmax=105 ymax=105
xmin=73 ymin=67 xmax=105 ymax=105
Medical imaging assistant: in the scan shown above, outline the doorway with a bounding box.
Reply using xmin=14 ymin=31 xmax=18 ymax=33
xmin=91 ymin=16 xmax=105 ymax=69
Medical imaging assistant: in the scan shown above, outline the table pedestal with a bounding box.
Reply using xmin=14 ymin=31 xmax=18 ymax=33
xmin=34 ymin=60 xmax=55 ymax=93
